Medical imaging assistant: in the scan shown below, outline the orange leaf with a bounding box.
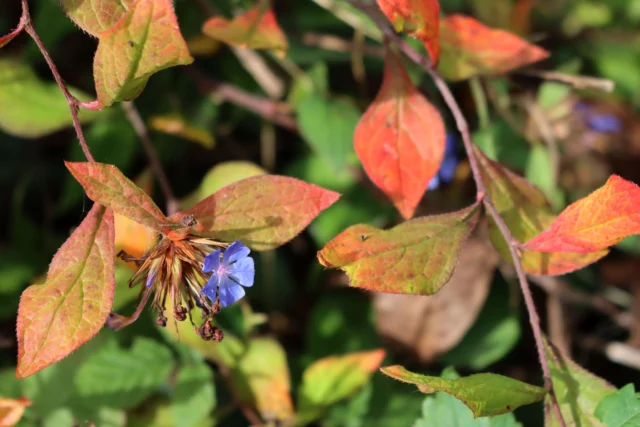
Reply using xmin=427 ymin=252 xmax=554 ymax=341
xmin=0 ymin=397 xmax=31 ymax=427
xmin=202 ymin=4 xmax=288 ymax=55
xmin=92 ymin=0 xmax=193 ymax=107
xmin=524 ymin=175 xmax=640 ymax=253
xmin=376 ymin=0 xmax=440 ymax=63
xmin=318 ymin=203 xmax=480 ymax=295
xmin=438 ymin=14 xmax=548 ymax=81
xmin=354 ymin=51 xmax=445 ymax=219
xmin=474 ymin=145 xmax=607 ymax=275
xmin=16 ymin=205 xmax=115 ymax=378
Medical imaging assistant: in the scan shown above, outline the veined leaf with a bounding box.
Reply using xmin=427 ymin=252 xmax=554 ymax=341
xmin=354 ymin=50 xmax=445 ymax=219
xmin=376 ymin=0 xmax=440 ymax=63
xmin=16 ymin=205 xmax=115 ymax=378
xmin=381 ymin=365 xmax=546 ymax=417
xmin=474 ymin=145 xmax=608 ymax=275
xmin=595 ymin=384 xmax=640 ymax=427
xmin=524 ymin=175 xmax=640 ymax=253
xmin=318 ymin=203 xmax=480 ymax=295
xmin=439 ymin=15 xmax=549 ymax=81
xmin=202 ymin=3 xmax=288 ymax=55
xmin=170 ymin=175 xmax=340 ymax=251
xmin=65 ymin=162 xmax=170 ymax=233
xmin=61 ymin=0 xmax=135 ymax=36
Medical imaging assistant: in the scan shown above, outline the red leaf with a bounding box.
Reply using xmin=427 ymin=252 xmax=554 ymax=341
xmin=0 ymin=20 xmax=23 ymax=49
xmin=318 ymin=203 xmax=480 ymax=295
xmin=16 ymin=205 xmax=115 ymax=378
xmin=474 ymin=145 xmax=607 ymax=275
xmin=92 ymin=0 xmax=194 ymax=108
xmin=354 ymin=51 xmax=445 ymax=219
xmin=376 ymin=0 xmax=440 ymax=63
xmin=65 ymin=162 xmax=170 ymax=233
xmin=438 ymin=14 xmax=549 ymax=81
xmin=202 ymin=4 xmax=288 ymax=55
xmin=524 ymin=175 xmax=640 ymax=253
xmin=170 ymin=175 xmax=339 ymax=251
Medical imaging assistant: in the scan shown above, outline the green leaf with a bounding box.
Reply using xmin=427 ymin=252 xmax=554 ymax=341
xmin=65 ymin=162 xmax=170 ymax=232
xmin=0 ymin=58 xmax=96 ymax=138
xmin=73 ymin=337 xmax=174 ymax=410
xmin=170 ymin=175 xmax=340 ymax=251
xmin=544 ymin=337 xmax=616 ymax=426
xmin=297 ymin=95 xmax=360 ymax=172
xmin=525 ymin=144 xmax=565 ymax=212
xmin=171 ymin=362 xmax=216 ymax=427
xmin=288 ymin=62 xmax=329 ymax=108
xmin=380 ymin=365 xmax=546 ymax=417
xmin=296 ymin=349 xmax=386 ymax=424
xmin=16 ymin=205 xmax=115 ymax=378
xmin=595 ymin=384 xmax=640 ymax=427
xmin=318 ymin=204 xmax=480 ymax=295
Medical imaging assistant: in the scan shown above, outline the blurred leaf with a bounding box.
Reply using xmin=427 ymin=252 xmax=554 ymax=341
xmin=442 ymin=274 xmax=520 ymax=370
xmin=149 ymin=115 xmax=215 ymax=149
xmin=171 ymin=361 xmax=216 ymax=426
xmin=354 ymin=51 xmax=445 ymax=219
xmin=524 ymin=175 xmax=640 ymax=253
xmin=73 ymin=337 xmax=174 ymax=410
xmin=288 ymin=62 xmax=329 ymax=108
xmin=186 ymin=34 xmax=222 ymax=56
xmin=65 ymin=162 xmax=170 ymax=232
xmin=475 ymin=145 xmax=608 ymax=275
xmin=296 ymin=349 xmax=386 ymax=424
xmin=525 ymin=144 xmax=565 ymax=212
xmin=111 ymin=264 xmax=140 ymax=311
xmin=595 ymin=384 xmax=640 ymax=427
xmin=589 ymin=45 xmax=640 ymax=98
xmin=16 ymin=205 xmax=115 ymax=379
xmin=381 ymin=365 xmax=546 ymax=416
xmin=297 ymin=95 xmax=360 ymax=173
xmin=0 ymin=397 xmax=31 ymax=427
xmin=318 ymin=204 xmax=480 ymax=294
xmin=473 ymin=120 xmax=529 ymax=170
xmin=544 ymin=337 xmax=615 ymax=426
xmin=181 ymin=161 xmax=267 ymax=209
xmin=439 ymin=15 xmax=549 ymax=81
xmin=415 ymin=368 xmax=521 ymax=427
xmin=203 ymin=3 xmax=288 ymax=55
xmin=115 ymin=212 xmax=158 ymax=260
xmin=170 ymin=175 xmax=340 ymax=251
xmin=0 ymin=58 xmax=96 ymax=138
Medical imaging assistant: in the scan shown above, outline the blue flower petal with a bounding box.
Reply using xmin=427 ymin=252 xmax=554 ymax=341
xmin=218 ymin=283 xmax=246 ymax=307
xmin=222 ymin=241 xmax=251 ymax=265
xmin=439 ymin=156 xmax=459 ymax=183
xmin=445 ymin=134 xmax=457 ymax=155
xmin=203 ymin=249 xmax=221 ymax=273
xmin=587 ymin=113 xmax=622 ymax=133
xmin=428 ymin=174 xmax=441 ymax=191
xmin=228 ymin=257 xmax=255 ymax=288
xmin=201 ymin=274 xmax=220 ymax=302
xmin=145 ymin=271 xmax=156 ymax=288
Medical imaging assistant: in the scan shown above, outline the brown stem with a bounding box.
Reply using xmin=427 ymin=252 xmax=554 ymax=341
xmin=20 ymin=0 xmax=95 ymax=162
xmin=121 ymin=101 xmax=179 ymax=215
xmin=348 ymin=1 xmax=567 ymax=425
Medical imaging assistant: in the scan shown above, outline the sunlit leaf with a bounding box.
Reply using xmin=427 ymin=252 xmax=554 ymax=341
xmin=16 ymin=205 xmax=115 ymax=378
xmin=171 ymin=175 xmax=340 ymax=251
xmin=523 ymin=175 xmax=640 ymax=253
xmin=297 ymin=349 xmax=386 ymax=424
xmin=60 ymin=0 xmax=133 ymax=35
xmin=544 ymin=337 xmax=615 ymax=426
xmin=381 ymin=365 xmax=546 ymax=417
xmin=92 ymin=0 xmax=194 ymax=107
xmin=65 ymin=162 xmax=170 ymax=233
xmin=149 ymin=115 xmax=215 ymax=149
xmin=595 ymin=384 xmax=640 ymax=427
xmin=202 ymin=3 xmax=288 ymax=55
xmin=318 ymin=203 xmax=480 ymax=295
xmin=438 ymin=15 xmax=549 ymax=81
xmin=376 ymin=0 xmax=440 ymax=63
xmin=0 ymin=59 xmax=96 ymax=138
xmin=354 ymin=51 xmax=445 ymax=219
xmin=474 ymin=145 xmax=608 ymax=275
xmin=0 ymin=397 xmax=31 ymax=427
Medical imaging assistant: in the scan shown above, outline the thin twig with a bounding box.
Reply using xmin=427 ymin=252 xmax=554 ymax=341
xmin=518 ymin=69 xmax=615 ymax=93
xmin=186 ymin=67 xmax=297 ymax=131
xmin=347 ymin=1 xmax=567 ymax=425
xmin=121 ymin=102 xmax=179 ymax=215
xmin=20 ymin=0 xmax=95 ymax=162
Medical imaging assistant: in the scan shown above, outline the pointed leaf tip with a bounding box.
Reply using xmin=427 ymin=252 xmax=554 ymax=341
xmin=318 ymin=203 xmax=479 ymax=295
xmin=355 ymin=51 xmax=445 ymax=219
xmin=16 ymin=205 xmax=115 ymax=378
xmin=524 ymin=175 xmax=640 ymax=253
xmin=171 ymin=175 xmax=339 ymax=251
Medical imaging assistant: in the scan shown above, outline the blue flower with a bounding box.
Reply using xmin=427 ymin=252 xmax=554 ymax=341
xmin=202 ymin=241 xmax=255 ymax=308
xmin=574 ymin=102 xmax=622 ymax=134
xmin=429 ymin=134 xmax=459 ymax=190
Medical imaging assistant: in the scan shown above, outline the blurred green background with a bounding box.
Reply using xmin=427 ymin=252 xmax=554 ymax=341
xmin=1 ymin=0 xmax=640 ymax=425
